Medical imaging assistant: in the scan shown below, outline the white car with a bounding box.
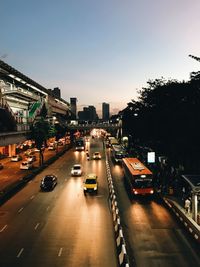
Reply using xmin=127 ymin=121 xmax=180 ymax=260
xmin=48 ymin=145 xmax=56 ymax=150
xmin=71 ymin=164 xmax=82 ymax=176
xmin=11 ymin=155 xmax=22 ymax=162
xmin=93 ymin=152 xmax=101 ymax=160
xmin=26 ymin=155 xmax=36 ymax=163
xmin=20 ymin=161 xmax=33 ymax=170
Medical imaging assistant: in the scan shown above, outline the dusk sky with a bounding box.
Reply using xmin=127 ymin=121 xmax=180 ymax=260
xmin=1 ymin=0 xmax=200 ymax=116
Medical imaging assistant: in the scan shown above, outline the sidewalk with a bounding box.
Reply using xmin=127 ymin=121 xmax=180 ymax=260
xmin=162 ymin=194 xmax=200 ymax=243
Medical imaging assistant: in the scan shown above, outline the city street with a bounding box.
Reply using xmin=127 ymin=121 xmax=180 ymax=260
xmin=0 ymin=138 xmax=118 ymax=267
xmin=108 ymin=150 xmax=200 ymax=267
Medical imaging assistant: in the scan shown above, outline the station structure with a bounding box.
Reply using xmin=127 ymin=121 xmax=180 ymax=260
xmin=0 ymin=59 xmax=71 ymax=156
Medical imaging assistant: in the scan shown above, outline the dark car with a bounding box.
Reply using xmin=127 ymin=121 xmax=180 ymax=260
xmin=40 ymin=175 xmax=57 ymax=191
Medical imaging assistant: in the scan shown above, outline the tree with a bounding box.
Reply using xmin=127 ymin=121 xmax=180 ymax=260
xmin=29 ymin=117 xmax=51 ymax=166
xmin=122 ymin=77 xmax=200 ymax=172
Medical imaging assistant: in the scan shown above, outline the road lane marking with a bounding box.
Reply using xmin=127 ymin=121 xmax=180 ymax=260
xmin=18 ymin=207 xmax=24 ymax=213
xmin=0 ymin=225 xmax=7 ymax=232
xmin=17 ymin=248 xmax=24 ymax=258
xmin=58 ymin=248 xmax=63 ymax=257
xmin=34 ymin=223 xmax=40 ymax=230
xmin=30 ymin=195 xmax=35 ymax=200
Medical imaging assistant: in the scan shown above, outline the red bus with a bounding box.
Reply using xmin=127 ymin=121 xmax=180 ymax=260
xmin=122 ymin=158 xmax=154 ymax=196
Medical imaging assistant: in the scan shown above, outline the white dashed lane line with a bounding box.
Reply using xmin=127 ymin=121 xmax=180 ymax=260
xmin=58 ymin=248 xmax=63 ymax=257
xmin=34 ymin=223 xmax=40 ymax=230
xmin=17 ymin=248 xmax=24 ymax=258
xmin=18 ymin=207 xmax=24 ymax=213
xmin=0 ymin=225 xmax=7 ymax=232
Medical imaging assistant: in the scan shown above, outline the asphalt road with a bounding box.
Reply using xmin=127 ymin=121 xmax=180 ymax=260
xmin=108 ymin=150 xmax=200 ymax=267
xmin=0 ymin=138 xmax=118 ymax=267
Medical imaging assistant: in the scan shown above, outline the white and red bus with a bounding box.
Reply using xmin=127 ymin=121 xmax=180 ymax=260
xmin=122 ymin=157 xmax=154 ymax=196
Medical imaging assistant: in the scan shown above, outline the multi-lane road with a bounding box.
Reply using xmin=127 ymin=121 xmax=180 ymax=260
xmin=0 ymin=138 xmax=117 ymax=267
xmin=108 ymin=149 xmax=200 ymax=267
xmin=0 ymin=137 xmax=199 ymax=267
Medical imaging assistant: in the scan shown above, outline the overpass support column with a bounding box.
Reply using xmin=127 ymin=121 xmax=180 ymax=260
xmin=8 ymin=144 xmax=16 ymax=157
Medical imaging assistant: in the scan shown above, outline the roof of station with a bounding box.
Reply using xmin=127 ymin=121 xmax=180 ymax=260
xmin=0 ymin=59 xmax=69 ymax=105
xmin=181 ymin=175 xmax=200 ymax=194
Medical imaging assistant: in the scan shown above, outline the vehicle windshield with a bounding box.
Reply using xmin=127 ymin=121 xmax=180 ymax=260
xmin=85 ymin=179 xmax=96 ymax=184
xmin=73 ymin=166 xmax=81 ymax=170
xmin=44 ymin=176 xmax=53 ymax=181
xmin=94 ymin=152 xmax=99 ymax=155
xmin=132 ymin=177 xmax=153 ymax=188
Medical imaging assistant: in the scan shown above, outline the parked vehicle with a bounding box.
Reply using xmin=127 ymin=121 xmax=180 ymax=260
xmin=11 ymin=155 xmax=22 ymax=162
xmin=48 ymin=143 xmax=56 ymax=150
xmin=24 ymin=149 xmax=35 ymax=156
xmin=26 ymin=155 xmax=36 ymax=163
xmin=20 ymin=161 xmax=33 ymax=170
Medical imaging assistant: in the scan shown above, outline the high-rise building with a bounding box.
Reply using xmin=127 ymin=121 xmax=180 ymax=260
xmin=70 ymin=98 xmax=77 ymax=119
xmin=78 ymin=105 xmax=98 ymax=121
xmin=48 ymin=87 xmax=61 ymax=98
xmin=102 ymin=102 xmax=109 ymax=121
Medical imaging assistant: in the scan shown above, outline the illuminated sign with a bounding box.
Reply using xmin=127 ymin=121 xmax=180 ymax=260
xmin=147 ymin=152 xmax=155 ymax=163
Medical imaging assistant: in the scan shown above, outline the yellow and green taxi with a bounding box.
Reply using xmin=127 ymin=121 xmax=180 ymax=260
xmin=83 ymin=173 xmax=98 ymax=195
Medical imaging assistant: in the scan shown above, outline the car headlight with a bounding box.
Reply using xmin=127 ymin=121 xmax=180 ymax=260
xmin=94 ymin=187 xmax=97 ymax=190
xmin=84 ymin=187 xmax=87 ymax=190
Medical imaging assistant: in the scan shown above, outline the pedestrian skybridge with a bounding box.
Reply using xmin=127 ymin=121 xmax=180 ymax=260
xmin=67 ymin=122 xmax=120 ymax=130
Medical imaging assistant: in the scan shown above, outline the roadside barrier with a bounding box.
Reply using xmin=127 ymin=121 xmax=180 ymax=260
xmin=105 ymin=155 xmax=130 ymax=267
xmin=163 ymin=197 xmax=200 ymax=243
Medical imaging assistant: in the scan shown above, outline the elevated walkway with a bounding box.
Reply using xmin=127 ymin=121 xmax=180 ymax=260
xmin=67 ymin=122 xmax=120 ymax=130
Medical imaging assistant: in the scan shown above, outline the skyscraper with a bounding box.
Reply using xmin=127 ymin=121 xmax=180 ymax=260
xmin=70 ymin=97 xmax=77 ymax=119
xmin=78 ymin=105 xmax=98 ymax=121
xmin=102 ymin=102 xmax=109 ymax=121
